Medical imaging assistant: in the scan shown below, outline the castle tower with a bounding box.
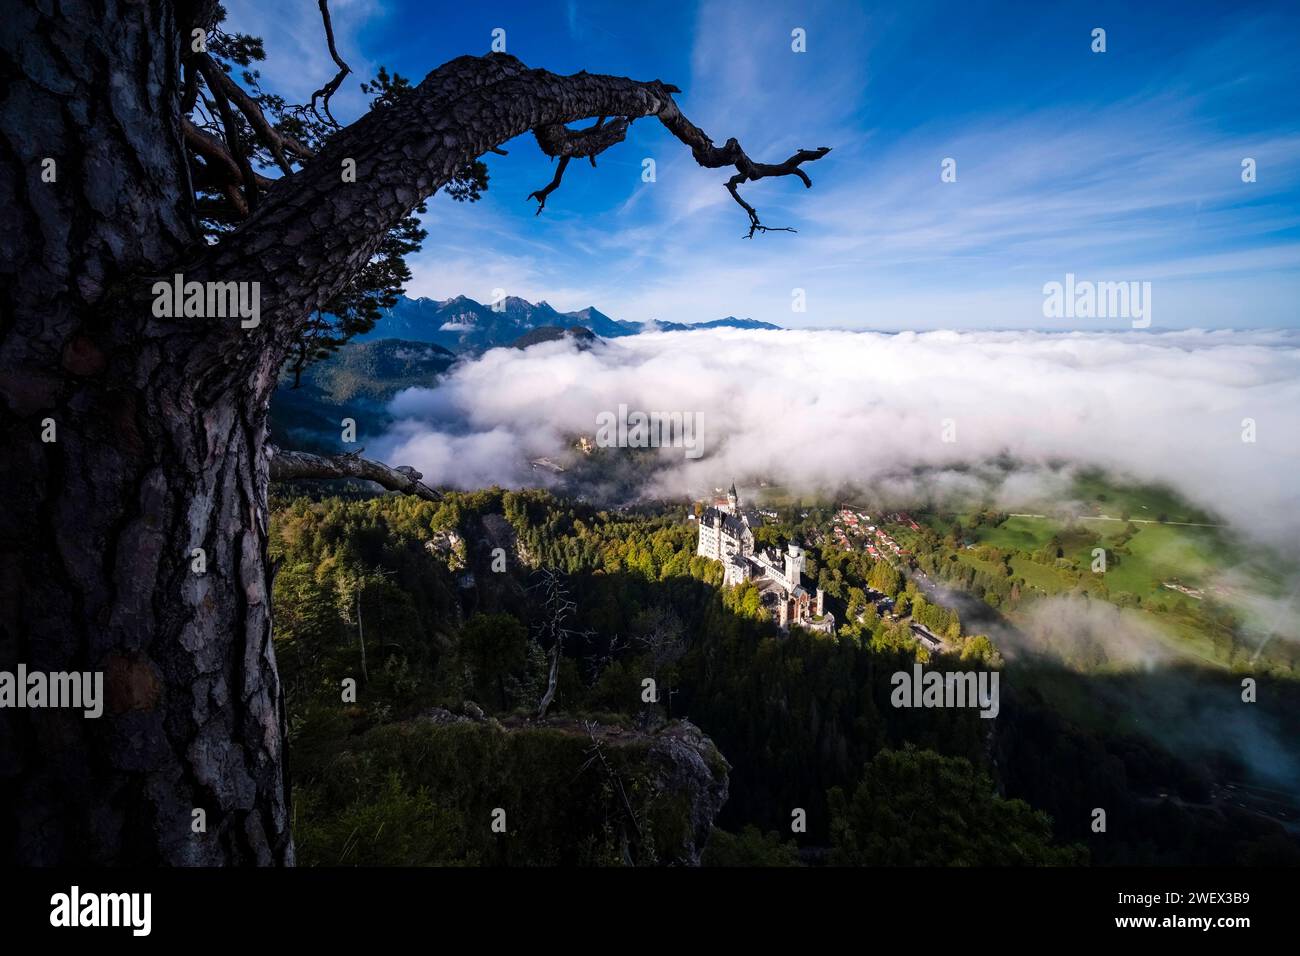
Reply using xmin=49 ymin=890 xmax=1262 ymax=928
xmin=784 ymin=543 xmax=804 ymax=587
xmin=815 ymin=587 xmax=825 ymax=617
xmin=727 ymin=481 xmax=739 ymax=513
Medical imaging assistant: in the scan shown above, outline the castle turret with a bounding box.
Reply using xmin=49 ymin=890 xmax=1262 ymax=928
xmin=727 ymin=481 xmax=739 ymax=512
xmin=784 ymin=543 xmax=804 ymax=587
xmin=815 ymin=587 xmax=825 ymax=617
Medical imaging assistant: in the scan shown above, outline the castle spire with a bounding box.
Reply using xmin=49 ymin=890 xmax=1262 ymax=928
xmin=727 ymin=481 xmax=739 ymax=510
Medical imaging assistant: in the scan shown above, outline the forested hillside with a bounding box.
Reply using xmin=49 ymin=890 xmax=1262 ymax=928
xmin=270 ymin=338 xmax=457 ymax=452
xmin=269 ymin=487 xmax=1299 ymax=865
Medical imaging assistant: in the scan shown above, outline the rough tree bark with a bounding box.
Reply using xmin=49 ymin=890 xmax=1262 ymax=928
xmin=0 ymin=2 xmax=827 ymax=864
xmin=0 ymin=1 xmax=299 ymax=865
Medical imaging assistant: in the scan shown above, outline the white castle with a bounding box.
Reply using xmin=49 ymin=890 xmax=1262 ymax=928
xmin=697 ymin=483 xmax=834 ymax=634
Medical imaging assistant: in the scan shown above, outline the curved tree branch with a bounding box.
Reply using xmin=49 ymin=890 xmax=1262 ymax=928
xmin=178 ymin=53 xmax=830 ymax=395
xmin=534 ymin=116 xmax=627 ymax=159
xmin=268 ymin=446 xmax=441 ymax=500
xmin=194 ymin=54 xmax=260 ymax=211
xmin=183 ymin=117 xmax=277 ymax=191
xmin=655 ymin=100 xmax=831 ymax=237
xmin=199 ymin=54 xmax=314 ymax=173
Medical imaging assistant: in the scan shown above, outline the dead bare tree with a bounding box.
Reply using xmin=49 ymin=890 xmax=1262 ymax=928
xmin=530 ymin=569 xmax=593 ymax=719
xmin=0 ymin=0 xmax=830 ymax=864
xmin=634 ymin=607 xmax=687 ymax=717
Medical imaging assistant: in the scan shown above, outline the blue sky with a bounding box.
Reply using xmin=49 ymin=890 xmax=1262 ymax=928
xmin=228 ymin=0 xmax=1300 ymax=329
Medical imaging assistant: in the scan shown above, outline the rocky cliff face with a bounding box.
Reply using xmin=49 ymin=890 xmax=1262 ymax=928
xmin=644 ymin=720 xmax=732 ymax=865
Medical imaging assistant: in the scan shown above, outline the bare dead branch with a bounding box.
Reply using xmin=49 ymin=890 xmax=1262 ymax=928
xmin=530 ymin=568 xmax=592 ymax=718
xmin=654 ymin=99 xmax=831 ymax=237
xmin=268 ymin=446 xmax=441 ymax=500
xmin=526 ymin=156 xmax=570 ymax=215
xmin=310 ymin=0 xmax=352 ymax=128
xmin=182 ymin=54 xmax=831 ymax=376
xmin=527 ymin=116 xmax=629 ymax=214
xmin=521 ymin=87 xmax=829 ymax=234
xmin=539 ymin=640 xmax=562 ymax=718
xmin=534 ymin=569 xmax=571 ymax=718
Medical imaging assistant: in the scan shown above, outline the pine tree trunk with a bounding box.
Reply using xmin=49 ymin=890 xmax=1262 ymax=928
xmin=0 ymin=0 xmax=290 ymax=865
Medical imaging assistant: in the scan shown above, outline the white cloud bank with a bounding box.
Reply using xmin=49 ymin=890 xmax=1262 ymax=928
xmin=375 ymin=328 xmax=1300 ymax=553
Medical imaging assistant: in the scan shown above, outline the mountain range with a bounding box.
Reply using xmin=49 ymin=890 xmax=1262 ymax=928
xmin=358 ymin=294 xmax=780 ymax=353
xmin=272 ymin=297 xmax=779 ymax=449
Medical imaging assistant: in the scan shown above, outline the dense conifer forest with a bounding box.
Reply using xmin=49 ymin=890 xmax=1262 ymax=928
xmin=270 ymin=487 xmax=1299 ymax=865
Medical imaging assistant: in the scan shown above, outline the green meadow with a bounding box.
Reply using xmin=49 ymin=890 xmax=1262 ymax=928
xmin=896 ymin=470 xmax=1297 ymax=675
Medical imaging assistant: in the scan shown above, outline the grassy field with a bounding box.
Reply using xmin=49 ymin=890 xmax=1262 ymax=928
xmin=928 ymin=504 xmax=1252 ymax=605
xmin=888 ymin=470 xmax=1298 ymax=675
xmin=1084 ymin=523 xmax=1223 ymax=600
xmin=977 ymin=516 xmax=1055 ymax=551
xmin=751 ymin=484 xmax=803 ymax=510
xmin=1010 ymin=555 xmax=1070 ymax=594
xmin=1066 ymin=470 xmax=1217 ymax=525
xmin=971 ymin=515 xmax=1228 ymax=603
xmin=954 ymin=549 xmax=1071 ymax=595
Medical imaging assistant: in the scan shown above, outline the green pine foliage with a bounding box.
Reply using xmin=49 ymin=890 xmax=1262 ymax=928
xmin=828 ymin=747 xmax=1085 ymax=866
xmin=703 ymin=826 xmax=802 ymax=866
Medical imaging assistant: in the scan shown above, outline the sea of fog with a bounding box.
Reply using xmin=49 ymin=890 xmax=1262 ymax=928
xmin=373 ymin=327 xmax=1300 ymax=556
